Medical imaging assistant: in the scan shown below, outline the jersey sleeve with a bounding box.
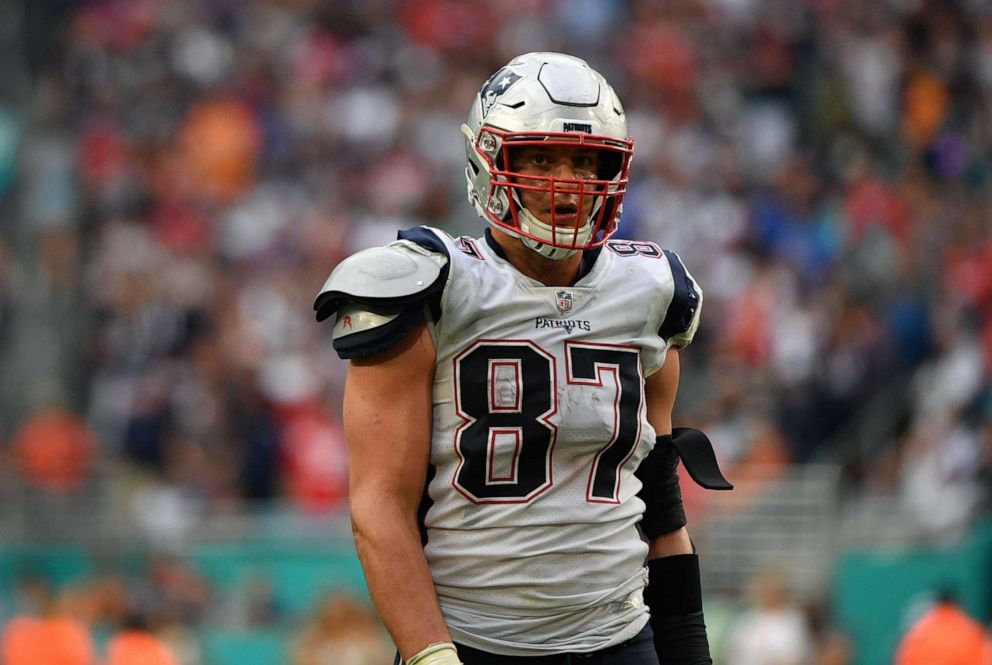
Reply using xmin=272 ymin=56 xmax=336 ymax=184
xmin=658 ymin=249 xmax=702 ymax=349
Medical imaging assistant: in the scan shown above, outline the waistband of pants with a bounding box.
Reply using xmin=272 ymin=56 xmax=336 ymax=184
xmin=452 ymin=623 xmax=652 ymax=663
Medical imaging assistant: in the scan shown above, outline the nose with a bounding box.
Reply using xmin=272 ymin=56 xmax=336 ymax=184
xmin=551 ymin=159 xmax=585 ymax=197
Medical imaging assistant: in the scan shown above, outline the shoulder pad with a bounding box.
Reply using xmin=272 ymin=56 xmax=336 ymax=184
xmin=330 ymin=303 xmax=424 ymax=360
xmin=659 ymin=249 xmax=703 ymax=348
xmin=313 ymin=240 xmax=448 ymax=323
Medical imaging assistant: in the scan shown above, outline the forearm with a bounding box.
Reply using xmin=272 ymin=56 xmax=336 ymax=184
xmin=341 ymin=324 xmax=449 ymax=660
xmin=351 ymin=504 xmax=450 ymax=660
xmin=648 ymin=526 xmax=693 ymax=559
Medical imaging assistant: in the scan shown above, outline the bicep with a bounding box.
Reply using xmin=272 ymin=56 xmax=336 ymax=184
xmin=645 ymin=347 xmax=680 ymax=437
xmin=344 ymin=322 xmax=436 ymax=516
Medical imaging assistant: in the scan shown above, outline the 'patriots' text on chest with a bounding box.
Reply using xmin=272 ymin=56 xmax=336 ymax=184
xmin=534 ymin=317 xmax=592 ymax=333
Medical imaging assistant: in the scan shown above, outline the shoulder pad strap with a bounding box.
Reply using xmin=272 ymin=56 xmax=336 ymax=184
xmin=313 ymin=240 xmax=448 ymax=323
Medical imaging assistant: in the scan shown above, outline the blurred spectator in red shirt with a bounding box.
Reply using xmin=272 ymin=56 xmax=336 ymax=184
xmin=281 ymin=405 xmax=349 ymax=513
xmin=12 ymin=406 xmax=95 ymax=493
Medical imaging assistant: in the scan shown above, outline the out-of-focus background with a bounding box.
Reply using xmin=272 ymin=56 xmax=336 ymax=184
xmin=0 ymin=0 xmax=990 ymax=663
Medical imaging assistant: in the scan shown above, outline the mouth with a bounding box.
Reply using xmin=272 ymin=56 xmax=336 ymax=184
xmin=550 ymin=203 xmax=580 ymax=226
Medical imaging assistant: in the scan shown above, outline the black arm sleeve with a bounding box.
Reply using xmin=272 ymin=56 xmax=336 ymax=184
xmin=645 ymin=554 xmax=713 ymax=665
xmin=637 ymin=429 xmax=733 ymax=539
xmin=636 ymin=434 xmax=687 ymax=539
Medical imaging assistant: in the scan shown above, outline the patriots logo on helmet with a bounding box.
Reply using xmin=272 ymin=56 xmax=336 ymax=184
xmin=480 ymin=67 xmax=522 ymax=117
xmin=555 ymin=290 xmax=573 ymax=316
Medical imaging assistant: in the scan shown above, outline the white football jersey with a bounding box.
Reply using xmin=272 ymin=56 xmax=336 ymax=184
xmin=399 ymin=226 xmax=702 ymax=656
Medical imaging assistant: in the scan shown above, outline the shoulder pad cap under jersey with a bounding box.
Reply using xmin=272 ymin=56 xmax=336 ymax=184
xmin=659 ymin=249 xmax=703 ymax=348
xmin=313 ymin=240 xmax=449 ymax=323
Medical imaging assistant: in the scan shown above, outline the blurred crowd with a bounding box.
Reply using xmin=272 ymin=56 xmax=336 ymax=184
xmin=13 ymin=0 xmax=988 ymax=532
xmin=0 ymin=564 xmax=393 ymax=665
xmin=2 ymin=0 xmax=992 ymax=659
xmin=2 ymin=0 xmax=991 ymax=538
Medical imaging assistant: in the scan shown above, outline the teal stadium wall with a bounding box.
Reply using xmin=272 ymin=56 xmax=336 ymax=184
xmin=832 ymin=521 xmax=992 ymax=665
xmin=0 ymin=542 xmax=370 ymax=665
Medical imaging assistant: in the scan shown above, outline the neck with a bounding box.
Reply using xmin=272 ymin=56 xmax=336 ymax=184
xmin=490 ymin=228 xmax=582 ymax=286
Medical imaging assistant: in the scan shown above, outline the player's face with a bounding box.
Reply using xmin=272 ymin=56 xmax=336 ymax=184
xmin=510 ymin=145 xmax=600 ymax=231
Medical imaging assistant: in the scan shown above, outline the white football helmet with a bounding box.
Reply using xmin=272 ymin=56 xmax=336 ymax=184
xmin=463 ymin=52 xmax=634 ymax=260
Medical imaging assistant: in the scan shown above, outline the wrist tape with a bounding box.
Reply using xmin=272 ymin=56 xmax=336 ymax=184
xmin=407 ymin=642 xmax=462 ymax=665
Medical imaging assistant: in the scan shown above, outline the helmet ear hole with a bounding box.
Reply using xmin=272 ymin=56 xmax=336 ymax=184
xmin=494 ymin=146 xmax=508 ymax=171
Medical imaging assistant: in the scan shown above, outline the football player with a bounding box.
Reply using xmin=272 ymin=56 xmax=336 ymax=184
xmin=315 ymin=52 xmax=731 ymax=665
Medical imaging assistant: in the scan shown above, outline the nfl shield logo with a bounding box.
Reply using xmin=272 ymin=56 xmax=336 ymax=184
xmin=555 ymin=290 xmax=573 ymax=316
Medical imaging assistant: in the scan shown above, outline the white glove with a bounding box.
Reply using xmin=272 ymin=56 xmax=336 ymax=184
xmin=406 ymin=642 xmax=463 ymax=665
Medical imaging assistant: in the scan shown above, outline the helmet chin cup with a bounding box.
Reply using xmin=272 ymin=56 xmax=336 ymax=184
xmin=520 ymin=236 xmax=580 ymax=261
xmin=513 ymin=196 xmax=588 ymax=261
xmin=486 ymin=215 xmax=580 ymax=261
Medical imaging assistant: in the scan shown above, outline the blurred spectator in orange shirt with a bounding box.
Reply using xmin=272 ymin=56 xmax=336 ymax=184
xmin=1 ymin=577 xmax=95 ymax=665
xmin=895 ymin=591 xmax=992 ymax=665
xmin=12 ymin=406 xmax=95 ymax=493
xmin=176 ymin=97 xmax=261 ymax=204
xmin=106 ymin=614 xmax=181 ymax=665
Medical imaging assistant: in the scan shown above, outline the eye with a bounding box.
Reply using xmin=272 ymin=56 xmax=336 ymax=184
xmin=572 ymin=153 xmax=600 ymax=178
xmin=529 ymin=153 xmax=549 ymax=166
